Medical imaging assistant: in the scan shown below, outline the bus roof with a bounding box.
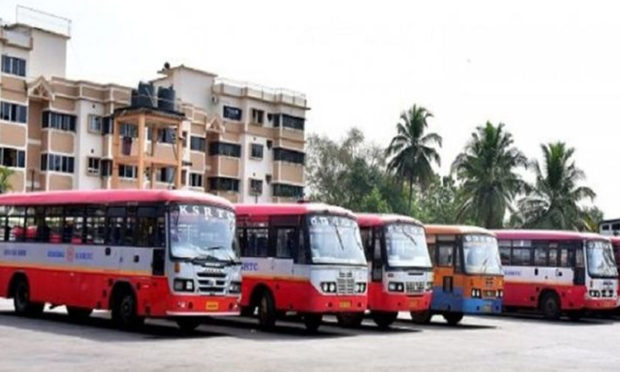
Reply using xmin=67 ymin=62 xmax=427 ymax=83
xmin=235 ymin=203 xmax=356 ymax=219
xmin=0 ymin=189 xmax=233 ymax=209
xmin=424 ymin=224 xmax=493 ymax=236
xmin=493 ymin=229 xmax=608 ymax=241
xmin=355 ymin=213 xmax=422 ymax=228
xmin=610 ymin=236 xmax=620 ymax=245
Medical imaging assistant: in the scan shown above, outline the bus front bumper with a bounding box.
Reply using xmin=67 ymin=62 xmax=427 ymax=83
xmin=166 ymin=294 xmax=240 ymax=316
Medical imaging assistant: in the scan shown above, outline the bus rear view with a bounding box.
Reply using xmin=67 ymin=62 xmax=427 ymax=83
xmin=236 ymin=203 xmax=368 ymax=331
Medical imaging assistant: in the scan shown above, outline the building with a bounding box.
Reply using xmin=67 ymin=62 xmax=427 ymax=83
xmin=0 ymin=15 xmax=307 ymax=203
xmin=599 ymin=219 xmax=620 ymax=236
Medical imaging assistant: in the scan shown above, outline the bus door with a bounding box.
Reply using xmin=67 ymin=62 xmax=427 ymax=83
xmin=430 ymin=235 xmax=458 ymax=311
xmin=269 ymin=215 xmax=299 ymax=307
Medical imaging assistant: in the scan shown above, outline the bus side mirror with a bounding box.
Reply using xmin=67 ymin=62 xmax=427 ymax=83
xmin=105 ymin=247 xmax=111 ymax=256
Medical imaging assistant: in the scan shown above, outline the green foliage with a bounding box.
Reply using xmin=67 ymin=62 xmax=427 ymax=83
xmin=580 ymin=206 xmax=604 ymax=232
xmin=517 ymin=142 xmax=596 ymax=230
xmin=452 ymin=122 xmax=528 ymax=228
xmin=0 ymin=166 xmax=14 ymax=194
xmin=385 ymin=105 xmax=442 ymax=209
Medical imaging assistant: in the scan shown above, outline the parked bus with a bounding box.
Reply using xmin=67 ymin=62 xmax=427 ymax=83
xmin=610 ymin=237 xmax=620 ymax=309
xmin=0 ymin=190 xmax=242 ymax=331
xmin=414 ymin=225 xmax=504 ymax=325
xmin=349 ymin=214 xmax=434 ymax=328
xmin=495 ymin=230 xmax=618 ymax=320
xmin=235 ymin=203 xmax=368 ymax=331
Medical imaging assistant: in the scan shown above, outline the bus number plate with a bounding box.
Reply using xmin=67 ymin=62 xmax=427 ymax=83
xmin=206 ymin=302 xmax=219 ymax=311
xmin=482 ymin=304 xmax=492 ymax=312
xmin=339 ymin=301 xmax=352 ymax=309
xmin=410 ymin=299 xmax=419 ymax=308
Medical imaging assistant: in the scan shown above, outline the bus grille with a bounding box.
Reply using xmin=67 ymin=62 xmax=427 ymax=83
xmin=337 ymin=271 xmax=355 ymax=294
xmin=482 ymin=290 xmax=497 ymax=298
xmin=196 ymin=271 xmax=227 ymax=293
xmin=405 ymin=281 xmax=425 ymax=294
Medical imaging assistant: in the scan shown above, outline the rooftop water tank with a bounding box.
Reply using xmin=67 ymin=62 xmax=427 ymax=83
xmin=131 ymin=82 xmax=156 ymax=108
xmin=157 ymin=86 xmax=176 ymax=112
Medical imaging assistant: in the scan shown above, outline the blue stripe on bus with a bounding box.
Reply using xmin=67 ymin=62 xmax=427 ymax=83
xmin=430 ymin=286 xmax=502 ymax=314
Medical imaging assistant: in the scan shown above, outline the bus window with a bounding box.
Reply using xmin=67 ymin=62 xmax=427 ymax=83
xmin=45 ymin=207 xmax=63 ymax=243
xmin=559 ymin=248 xmax=570 ymax=267
xmin=499 ymin=240 xmax=511 ymax=265
xmin=575 ymin=248 xmax=585 ymax=268
xmin=548 ymin=247 xmax=559 ymax=267
xmin=86 ymin=207 xmax=106 ymax=245
xmin=7 ymin=207 xmax=25 ymax=242
xmin=275 ymin=227 xmax=295 ymax=259
xmin=0 ymin=213 xmax=5 ymax=242
xmin=427 ymin=243 xmax=436 ymax=265
xmin=245 ymin=228 xmax=269 ymax=257
xmin=125 ymin=207 xmax=137 ymax=246
xmin=360 ymin=227 xmax=372 ymax=260
xmin=136 ymin=207 xmax=164 ymax=247
xmin=24 ymin=207 xmax=40 ymax=242
xmin=533 ymin=244 xmax=548 ymax=266
xmin=107 ymin=207 xmax=125 ymax=245
xmin=64 ymin=206 xmax=85 ymax=244
xmin=437 ymin=244 xmax=453 ymax=267
xmin=512 ymin=247 xmax=531 ymax=266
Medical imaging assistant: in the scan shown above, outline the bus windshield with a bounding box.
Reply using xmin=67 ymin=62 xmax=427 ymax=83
xmin=586 ymin=240 xmax=618 ymax=278
xmin=169 ymin=204 xmax=238 ymax=263
xmin=385 ymin=223 xmax=431 ymax=268
xmin=308 ymin=215 xmax=366 ymax=266
xmin=463 ymin=234 xmax=502 ymax=275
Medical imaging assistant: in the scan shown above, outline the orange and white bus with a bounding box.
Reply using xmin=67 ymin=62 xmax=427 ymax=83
xmin=352 ymin=213 xmax=433 ymax=328
xmin=495 ymin=230 xmax=618 ymax=320
xmin=416 ymin=225 xmax=504 ymax=325
xmin=235 ymin=203 xmax=368 ymax=332
xmin=0 ymin=190 xmax=242 ymax=331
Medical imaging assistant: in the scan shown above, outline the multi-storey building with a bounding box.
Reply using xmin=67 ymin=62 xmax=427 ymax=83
xmin=0 ymin=18 xmax=308 ymax=203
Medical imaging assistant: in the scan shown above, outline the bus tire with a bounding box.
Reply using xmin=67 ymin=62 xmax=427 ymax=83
xmin=410 ymin=310 xmax=432 ymax=324
xmin=240 ymin=306 xmax=255 ymax=317
xmin=303 ymin=313 xmax=322 ymax=332
xmin=111 ymin=288 xmax=144 ymax=330
xmin=176 ymin=318 xmax=202 ymax=333
xmin=443 ymin=312 xmax=464 ymax=326
xmin=257 ymin=291 xmax=276 ymax=330
xmin=12 ymin=276 xmax=44 ymax=317
xmin=371 ymin=311 xmax=398 ymax=329
xmin=336 ymin=312 xmax=364 ymax=328
xmin=67 ymin=306 xmax=93 ymax=321
xmin=539 ymin=292 xmax=561 ymax=320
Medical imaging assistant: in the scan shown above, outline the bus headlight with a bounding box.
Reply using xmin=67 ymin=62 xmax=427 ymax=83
xmin=589 ymin=290 xmax=601 ymax=298
xmin=388 ymin=282 xmax=404 ymax=292
xmin=355 ymin=283 xmax=366 ymax=293
xmin=471 ymin=288 xmax=481 ymax=298
xmin=497 ymin=289 xmax=503 ymax=298
xmin=229 ymin=281 xmax=241 ymax=294
xmin=425 ymin=281 xmax=433 ymax=291
xmin=321 ymin=282 xmax=337 ymax=293
xmin=173 ymin=279 xmax=195 ymax=292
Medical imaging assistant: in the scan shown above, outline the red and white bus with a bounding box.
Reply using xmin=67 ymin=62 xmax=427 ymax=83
xmin=495 ymin=230 xmax=618 ymax=320
xmin=235 ymin=203 xmax=368 ymax=331
xmin=352 ymin=214 xmax=433 ymax=328
xmin=609 ymin=237 xmax=620 ymax=308
xmin=0 ymin=190 xmax=242 ymax=331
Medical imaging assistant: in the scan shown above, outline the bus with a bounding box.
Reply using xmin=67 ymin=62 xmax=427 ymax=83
xmin=610 ymin=237 xmax=620 ymax=309
xmin=0 ymin=190 xmax=242 ymax=331
xmin=414 ymin=225 xmax=504 ymax=325
xmin=495 ymin=230 xmax=618 ymax=320
xmin=353 ymin=213 xmax=433 ymax=328
xmin=235 ymin=203 xmax=368 ymax=331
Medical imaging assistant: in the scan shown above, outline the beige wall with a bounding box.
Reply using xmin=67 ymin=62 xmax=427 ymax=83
xmin=48 ymin=174 xmax=73 ymax=190
xmin=275 ymin=163 xmax=304 ymax=184
xmin=219 ymin=157 xmax=239 ymax=177
xmin=0 ymin=123 xmax=26 ymax=147
xmin=190 ymin=152 xmax=205 ymax=171
xmin=50 ymin=96 xmax=75 ymax=111
xmin=49 ymin=131 xmax=75 ymax=153
xmin=27 ymin=101 xmax=43 ymax=140
xmin=7 ymin=170 xmax=25 ymax=192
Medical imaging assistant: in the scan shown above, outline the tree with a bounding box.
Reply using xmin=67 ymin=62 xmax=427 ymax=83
xmin=518 ymin=142 xmax=595 ymax=230
xmin=0 ymin=166 xmax=14 ymax=194
xmin=452 ymin=122 xmax=528 ymax=228
xmin=580 ymin=206 xmax=604 ymax=232
xmin=385 ymin=105 xmax=442 ymax=210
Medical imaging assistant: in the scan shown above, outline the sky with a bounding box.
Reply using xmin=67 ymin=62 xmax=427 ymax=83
xmin=1 ymin=0 xmax=619 ymax=217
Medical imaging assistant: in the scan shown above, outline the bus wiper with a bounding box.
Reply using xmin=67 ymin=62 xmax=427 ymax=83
xmin=333 ymin=225 xmax=346 ymax=251
xmin=190 ymin=255 xmax=219 ymax=264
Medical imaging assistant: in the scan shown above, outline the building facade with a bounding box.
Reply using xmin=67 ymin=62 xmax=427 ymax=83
xmin=0 ymin=20 xmax=307 ymax=203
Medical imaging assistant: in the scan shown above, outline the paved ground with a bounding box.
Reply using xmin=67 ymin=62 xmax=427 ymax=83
xmin=0 ymin=299 xmax=618 ymax=372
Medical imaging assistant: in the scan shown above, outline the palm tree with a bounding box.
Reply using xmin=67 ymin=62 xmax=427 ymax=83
xmin=452 ymin=122 xmax=528 ymax=228
xmin=518 ymin=142 xmax=595 ymax=230
xmin=385 ymin=105 xmax=442 ymax=210
xmin=0 ymin=166 xmax=14 ymax=194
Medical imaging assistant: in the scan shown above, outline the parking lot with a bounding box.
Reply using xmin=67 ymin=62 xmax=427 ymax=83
xmin=0 ymin=299 xmax=618 ymax=372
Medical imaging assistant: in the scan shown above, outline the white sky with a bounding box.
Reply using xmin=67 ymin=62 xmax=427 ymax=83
xmin=2 ymin=0 xmax=619 ymax=217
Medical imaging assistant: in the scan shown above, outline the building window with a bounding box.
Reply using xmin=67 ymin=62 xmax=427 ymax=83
xmin=102 ymin=116 xmax=113 ymax=134
xmin=87 ymin=157 xmax=101 ymax=176
xmin=157 ymin=128 xmax=176 ymax=144
xmin=251 ymin=108 xmax=264 ymax=124
xmin=42 ymin=111 xmax=77 ymax=132
xmin=190 ymin=136 xmax=206 ymax=151
xmin=273 ymin=147 xmax=305 ymax=165
xmin=208 ymin=142 xmax=241 ymax=157
xmin=118 ymin=164 xmax=137 ymax=179
xmin=119 ymin=123 xmax=138 ymax=138
xmin=250 ymin=143 xmax=264 ymax=159
xmin=267 ymin=113 xmax=280 ymax=126
xmin=0 ymin=102 xmax=27 ymax=124
xmin=208 ymin=177 xmax=240 ymax=192
xmin=272 ymin=183 xmax=303 ymax=198
xmin=278 ymin=114 xmax=305 ymax=130
xmin=189 ymin=173 xmax=203 ymax=187
xmin=0 ymin=147 xmax=25 ymax=168
xmin=88 ymin=115 xmax=102 ymax=133
xmin=1 ymin=55 xmax=26 ymax=77
xmin=100 ymin=159 xmax=112 ymax=176
xmin=249 ymin=179 xmax=263 ymax=195
xmin=223 ymin=106 xmax=242 ymax=121
xmin=41 ymin=154 xmax=74 ymax=173
xmin=157 ymin=167 xmax=175 ymax=183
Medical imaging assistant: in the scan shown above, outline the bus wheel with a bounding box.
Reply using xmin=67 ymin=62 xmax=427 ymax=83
xmin=303 ymin=313 xmax=322 ymax=332
xmin=336 ymin=312 xmax=364 ymax=328
xmin=539 ymin=292 xmax=561 ymax=320
xmin=111 ymin=290 xmax=144 ymax=330
xmin=67 ymin=306 xmax=93 ymax=321
xmin=240 ymin=306 xmax=255 ymax=317
xmin=176 ymin=318 xmax=202 ymax=333
xmin=13 ymin=278 xmax=44 ymax=317
xmin=410 ymin=310 xmax=432 ymax=324
xmin=443 ymin=312 xmax=464 ymax=326
xmin=371 ymin=311 xmax=398 ymax=329
xmin=567 ymin=311 xmax=584 ymax=322
xmin=257 ymin=291 xmax=276 ymax=330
